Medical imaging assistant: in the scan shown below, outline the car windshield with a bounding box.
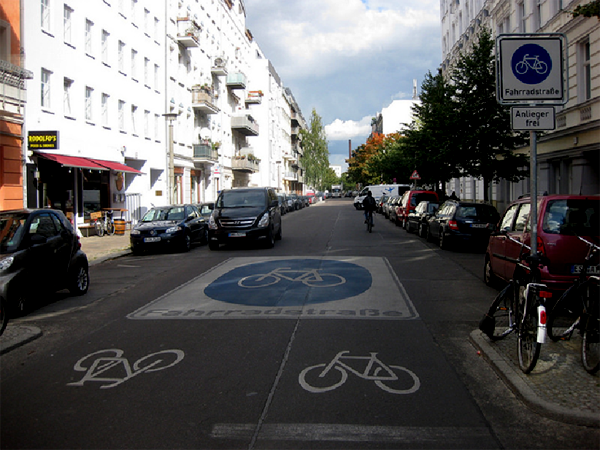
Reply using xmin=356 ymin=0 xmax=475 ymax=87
xmin=456 ymin=205 xmax=497 ymax=221
xmin=141 ymin=207 xmax=186 ymax=222
xmin=542 ymin=199 xmax=599 ymax=235
xmin=0 ymin=214 xmax=28 ymax=252
xmin=217 ymin=190 xmax=265 ymax=208
xmin=199 ymin=205 xmax=213 ymax=216
xmin=411 ymin=193 xmax=438 ymax=206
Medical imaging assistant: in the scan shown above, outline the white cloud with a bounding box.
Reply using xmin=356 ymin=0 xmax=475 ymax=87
xmin=325 ymin=117 xmax=372 ymax=141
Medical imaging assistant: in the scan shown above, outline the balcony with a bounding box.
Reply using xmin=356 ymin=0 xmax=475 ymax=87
xmin=231 ymin=114 xmax=259 ymax=136
xmin=232 ymin=156 xmax=259 ymax=173
xmin=245 ymin=91 xmax=263 ymax=105
xmin=192 ymin=143 xmax=219 ymax=163
xmin=283 ymin=171 xmax=298 ymax=181
xmin=226 ymin=72 xmax=246 ymax=89
xmin=211 ymin=58 xmax=228 ymax=77
xmin=176 ymin=18 xmax=200 ymax=48
xmin=191 ymin=88 xmax=219 ymax=114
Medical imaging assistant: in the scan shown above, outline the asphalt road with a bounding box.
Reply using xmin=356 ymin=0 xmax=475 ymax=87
xmin=1 ymin=199 xmax=598 ymax=449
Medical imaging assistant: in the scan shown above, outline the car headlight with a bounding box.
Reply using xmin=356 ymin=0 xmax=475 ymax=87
xmin=0 ymin=257 xmax=14 ymax=272
xmin=166 ymin=226 xmax=182 ymax=234
xmin=257 ymin=213 xmax=270 ymax=228
xmin=208 ymin=216 xmax=218 ymax=230
xmin=130 ymin=229 xmax=140 ymax=235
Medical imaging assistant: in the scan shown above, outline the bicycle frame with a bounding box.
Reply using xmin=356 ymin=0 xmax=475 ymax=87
xmin=318 ymin=351 xmax=398 ymax=381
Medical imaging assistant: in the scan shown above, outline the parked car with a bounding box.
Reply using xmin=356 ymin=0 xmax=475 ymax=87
xmin=0 ymin=208 xmax=89 ymax=323
xmin=377 ymin=195 xmax=389 ymax=214
xmin=382 ymin=196 xmax=398 ymax=219
xmin=388 ymin=197 xmax=402 ymax=223
xmin=208 ymin=187 xmax=282 ymax=250
xmin=427 ymin=200 xmax=499 ymax=250
xmin=197 ymin=202 xmax=214 ymax=219
xmin=289 ymin=193 xmax=302 ymax=210
xmin=276 ymin=194 xmax=288 ymax=215
xmin=484 ymin=194 xmax=600 ymax=292
xmin=406 ymin=201 xmax=440 ymax=236
xmin=396 ymin=190 xmax=440 ymax=228
xmin=130 ymin=204 xmax=207 ymax=254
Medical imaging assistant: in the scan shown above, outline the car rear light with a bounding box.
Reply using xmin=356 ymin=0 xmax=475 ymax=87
xmin=539 ymin=290 xmax=552 ymax=299
xmin=76 ymin=235 xmax=82 ymax=250
xmin=537 ymin=236 xmax=546 ymax=256
xmin=448 ymin=220 xmax=459 ymax=231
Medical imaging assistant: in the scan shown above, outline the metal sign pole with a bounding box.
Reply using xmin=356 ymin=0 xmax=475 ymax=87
xmin=530 ymin=130 xmax=538 ymax=254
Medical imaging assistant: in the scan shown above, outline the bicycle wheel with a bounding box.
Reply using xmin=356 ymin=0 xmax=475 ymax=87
xmin=106 ymin=221 xmax=116 ymax=236
xmin=298 ymin=364 xmax=347 ymax=393
xmin=367 ymin=216 xmax=373 ymax=233
xmin=581 ymin=309 xmax=600 ymax=375
xmin=0 ymin=296 xmax=8 ymax=336
xmin=518 ymin=297 xmax=541 ymax=374
xmin=547 ymin=285 xmax=582 ymax=342
xmin=479 ymin=282 xmax=517 ymax=341
xmin=95 ymin=220 xmax=105 ymax=237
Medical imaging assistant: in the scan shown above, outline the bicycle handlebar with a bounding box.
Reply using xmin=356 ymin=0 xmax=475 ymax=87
xmin=577 ymin=235 xmax=600 ymax=251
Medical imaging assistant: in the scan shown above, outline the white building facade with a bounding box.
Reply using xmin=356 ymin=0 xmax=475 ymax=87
xmin=440 ymin=0 xmax=599 ymax=212
xmin=21 ymin=0 xmax=305 ymax=229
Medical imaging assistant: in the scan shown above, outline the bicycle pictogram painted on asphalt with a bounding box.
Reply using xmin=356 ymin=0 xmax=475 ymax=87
xmin=238 ymin=267 xmax=345 ymax=288
xmin=67 ymin=349 xmax=184 ymax=389
xmin=511 ymin=43 xmax=552 ymax=85
xmin=299 ymin=351 xmax=420 ymax=394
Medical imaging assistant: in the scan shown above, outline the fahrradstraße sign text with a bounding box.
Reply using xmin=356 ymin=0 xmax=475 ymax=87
xmin=496 ymin=34 xmax=567 ymax=105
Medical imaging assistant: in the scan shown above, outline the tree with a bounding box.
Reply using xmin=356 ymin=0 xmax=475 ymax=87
xmin=572 ymin=0 xmax=600 ymax=19
xmin=450 ymin=28 xmax=529 ymax=200
xmin=300 ymin=109 xmax=330 ymax=191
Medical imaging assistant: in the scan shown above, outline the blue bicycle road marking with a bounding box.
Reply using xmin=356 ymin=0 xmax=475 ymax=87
xmin=511 ymin=43 xmax=552 ymax=85
xmin=204 ymin=259 xmax=372 ymax=306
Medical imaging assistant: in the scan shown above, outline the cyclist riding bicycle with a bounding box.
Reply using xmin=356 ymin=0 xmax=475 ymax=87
xmin=363 ymin=191 xmax=377 ymax=226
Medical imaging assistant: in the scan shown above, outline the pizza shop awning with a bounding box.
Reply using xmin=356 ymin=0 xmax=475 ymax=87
xmin=33 ymin=152 xmax=142 ymax=174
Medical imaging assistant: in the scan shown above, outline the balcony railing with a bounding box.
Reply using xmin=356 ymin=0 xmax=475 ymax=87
xmin=226 ymin=72 xmax=246 ymax=89
xmin=232 ymin=157 xmax=259 ymax=173
xmin=176 ymin=18 xmax=200 ymax=47
xmin=192 ymin=144 xmax=219 ymax=162
xmin=231 ymin=114 xmax=259 ymax=136
xmin=245 ymin=91 xmax=263 ymax=104
xmin=191 ymin=89 xmax=219 ymax=114
xmin=283 ymin=171 xmax=298 ymax=181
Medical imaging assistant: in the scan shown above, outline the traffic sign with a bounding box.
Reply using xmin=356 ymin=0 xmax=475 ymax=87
xmin=511 ymin=106 xmax=555 ymax=130
xmin=410 ymin=170 xmax=421 ymax=180
xmin=497 ymin=34 xmax=567 ymax=105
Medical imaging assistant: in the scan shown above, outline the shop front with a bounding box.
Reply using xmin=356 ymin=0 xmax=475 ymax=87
xmin=29 ymin=152 xmax=141 ymax=232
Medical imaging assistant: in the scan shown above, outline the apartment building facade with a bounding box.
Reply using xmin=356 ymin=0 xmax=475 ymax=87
xmin=19 ymin=0 xmax=305 ymax=230
xmin=440 ymin=0 xmax=598 ymax=212
xmin=0 ymin=0 xmax=33 ymax=210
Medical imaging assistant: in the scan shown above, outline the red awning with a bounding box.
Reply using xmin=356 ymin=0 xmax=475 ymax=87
xmin=34 ymin=152 xmax=141 ymax=174
xmin=92 ymin=158 xmax=142 ymax=174
xmin=34 ymin=152 xmax=107 ymax=170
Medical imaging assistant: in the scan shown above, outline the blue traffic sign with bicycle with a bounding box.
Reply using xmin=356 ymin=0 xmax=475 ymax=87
xmin=511 ymin=43 xmax=552 ymax=85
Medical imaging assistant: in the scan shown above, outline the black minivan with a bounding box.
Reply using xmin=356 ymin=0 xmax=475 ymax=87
xmin=208 ymin=187 xmax=282 ymax=250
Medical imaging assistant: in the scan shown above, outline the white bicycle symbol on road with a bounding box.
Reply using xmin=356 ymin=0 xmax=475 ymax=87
xmin=67 ymin=349 xmax=184 ymax=389
xmin=514 ymin=54 xmax=549 ymax=75
xmin=238 ymin=267 xmax=346 ymax=288
xmin=299 ymin=351 xmax=420 ymax=394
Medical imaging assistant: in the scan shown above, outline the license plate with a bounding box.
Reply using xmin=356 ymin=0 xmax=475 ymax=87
xmin=228 ymin=232 xmax=246 ymax=237
xmin=144 ymin=237 xmax=161 ymax=243
xmin=471 ymin=223 xmax=488 ymax=228
xmin=572 ymin=264 xmax=600 ymax=275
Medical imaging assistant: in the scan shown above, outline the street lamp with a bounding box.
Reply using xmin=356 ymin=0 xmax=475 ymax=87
xmin=163 ymin=112 xmax=179 ymax=204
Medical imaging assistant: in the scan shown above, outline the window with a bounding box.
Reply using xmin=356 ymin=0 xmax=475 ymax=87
xmin=41 ymin=0 xmax=51 ymax=32
xmin=144 ymin=57 xmax=149 ymax=86
xmin=85 ymin=86 xmax=93 ymax=121
xmin=101 ymin=30 xmax=109 ymax=64
xmin=41 ymin=68 xmax=52 ymax=109
xmin=154 ymin=114 xmax=160 ymax=140
xmin=63 ymin=77 xmax=73 ymax=116
xmin=131 ymin=105 xmax=138 ymax=134
xmin=63 ymin=5 xmax=73 ymax=44
xmin=144 ymin=8 xmax=150 ymax=35
xmin=579 ymin=38 xmax=591 ymax=102
xmin=514 ymin=203 xmax=531 ymax=232
xmin=118 ymin=40 xmax=126 ymax=72
xmin=144 ymin=110 xmax=150 ymax=137
xmin=518 ymin=1 xmax=526 ymax=33
xmin=154 ymin=17 xmax=159 ymax=41
xmin=154 ymin=63 xmax=159 ymax=90
xmin=131 ymin=49 xmax=137 ymax=80
xmin=118 ymin=100 xmax=125 ymax=130
xmin=101 ymin=93 xmax=109 ymax=126
xmin=85 ymin=19 xmax=93 ymax=54
xmin=131 ymin=0 xmax=138 ymax=23
xmin=534 ymin=0 xmax=541 ymax=30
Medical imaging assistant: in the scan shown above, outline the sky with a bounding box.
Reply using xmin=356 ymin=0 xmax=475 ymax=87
xmin=244 ymin=0 xmax=442 ymax=171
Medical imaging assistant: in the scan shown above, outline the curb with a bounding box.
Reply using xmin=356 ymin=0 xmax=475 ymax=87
xmin=88 ymin=248 xmax=132 ymax=267
xmin=469 ymin=330 xmax=600 ymax=428
xmin=0 ymin=325 xmax=42 ymax=355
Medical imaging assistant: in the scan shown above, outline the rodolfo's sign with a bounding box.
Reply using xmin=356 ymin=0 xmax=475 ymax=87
xmin=28 ymin=131 xmax=59 ymax=149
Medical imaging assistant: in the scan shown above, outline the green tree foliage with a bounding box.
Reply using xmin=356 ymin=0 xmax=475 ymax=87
xmin=572 ymin=0 xmax=600 ymax=19
xmin=450 ymin=28 xmax=528 ymax=200
xmin=300 ymin=109 xmax=330 ymax=191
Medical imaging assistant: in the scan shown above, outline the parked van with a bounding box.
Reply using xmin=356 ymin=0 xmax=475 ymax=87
xmin=395 ymin=189 xmax=439 ymax=228
xmin=354 ymin=184 xmax=410 ymax=209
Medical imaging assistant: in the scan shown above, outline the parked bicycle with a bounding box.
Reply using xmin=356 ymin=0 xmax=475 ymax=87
xmin=92 ymin=210 xmax=115 ymax=237
xmin=479 ymin=230 xmax=552 ymax=373
xmin=547 ymin=236 xmax=599 ymax=374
